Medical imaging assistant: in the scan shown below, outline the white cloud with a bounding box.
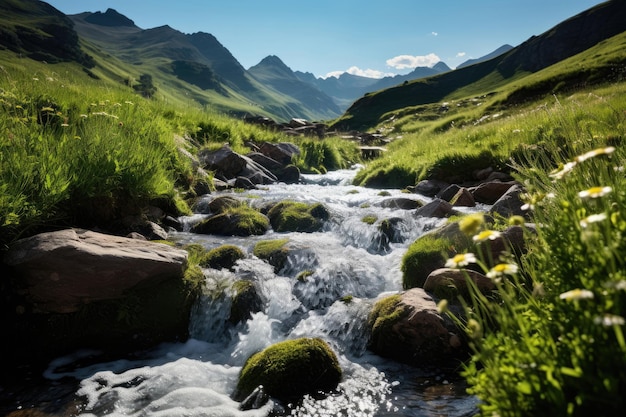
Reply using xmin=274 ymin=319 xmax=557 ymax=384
xmin=431 ymin=31 xmax=438 ymax=36
xmin=323 ymin=66 xmax=394 ymax=79
xmin=456 ymin=52 xmax=466 ymax=57
xmin=385 ymin=53 xmax=441 ymax=70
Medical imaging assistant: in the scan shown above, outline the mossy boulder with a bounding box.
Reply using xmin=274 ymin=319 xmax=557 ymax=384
xmin=199 ymin=244 xmax=245 ymax=270
xmin=191 ymin=206 xmax=269 ymax=236
xmin=253 ymin=238 xmax=290 ymax=273
xmin=233 ymin=337 xmax=342 ymax=403
xmin=367 ymin=290 xmax=464 ymax=365
xmin=401 ymin=235 xmax=452 ymax=289
xmin=229 ymin=280 xmax=265 ymax=324
xmin=267 ymin=201 xmax=330 ymax=233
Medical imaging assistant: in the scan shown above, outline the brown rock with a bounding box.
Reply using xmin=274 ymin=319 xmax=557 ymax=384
xmin=3 ymin=229 xmax=187 ymax=313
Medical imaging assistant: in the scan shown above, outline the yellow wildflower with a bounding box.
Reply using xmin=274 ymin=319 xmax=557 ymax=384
xmin=575 ymin=146 xmax=615 ymax=163
xmin=445 ymin=253 xmax=477 ymax=268
xmin=473 ymin=230 xmax=501 ymax=242
xmin=578 ymin=186 xmax=612 ymax=199
xmin=559 ymin=289 xmax=594 ymax=301
xmin=459 ymin=213 xmax=484 ymax=235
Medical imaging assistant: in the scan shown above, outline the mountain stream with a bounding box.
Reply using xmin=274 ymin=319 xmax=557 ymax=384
xmin=30 ymin=166 xmax=480 ymax=416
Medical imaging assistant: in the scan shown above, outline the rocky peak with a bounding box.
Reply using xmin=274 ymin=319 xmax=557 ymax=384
xmin=84 ymin=8 xmax=136 ymax=27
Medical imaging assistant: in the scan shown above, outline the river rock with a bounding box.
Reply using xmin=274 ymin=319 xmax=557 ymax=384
xmin=367 ymin=289 xmax=464 ymax=365
xmin=423 ymin=268 xmax=495 ymax=303
xmin=198 ymin=144 xmax=246 ymax=180
xmin=233 ymin=337 xmax=342 ymax=403
xmin=489 ymin=184 xmax=528 ymax=218
xmin=258 ymin=142 xmax=300 ymax=165
xmin=415 ymin=198 xmax=457 ymax=218
xmin=409 ymin=179 xmax=449 ymax=197
xmin=450 ymin=188 xmax=475 ymax=207
xmin=379 ymin=198 xmax=423 ymax=210
xmin=3 ymin=228 xmax=188 ymax=314
xmin=267 ymin=201 xmax=330 ymax=233
xmin=191 ymin=206 xmax=269 ymax=236
xmin=469 ymin=181 xmax=518 ymax=204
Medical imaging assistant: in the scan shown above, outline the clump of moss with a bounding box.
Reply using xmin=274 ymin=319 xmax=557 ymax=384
xmin=234 ymin=337 xmax=342 ymax=403
xmin=296 ymin=269 xmax=315 ymax=282
xmin=199 ymin=244 xmax=245 ymax=270
xmin=191 ymin=205 xmax=269 ymax=236
xmin=361 ymin=215 xmax=378 ymax=225
xmin=253 ymin=238 xmax=290 ymax=272
xmin=229 ymin=280 xmax=264 ymax=324
xmin=367 ymin=294 xmax=408 ymax=351
xmin=267 ymin=201 xmax=330 ymax=233
xmin=401 ymin=235 xmax=451 ymax=289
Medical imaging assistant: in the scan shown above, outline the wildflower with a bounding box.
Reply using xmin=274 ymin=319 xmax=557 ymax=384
xmin=509 ymin=215 xmax=525 ymax=226
xmin=32 ymin=77 xmax=39 ymax=81
xmin=61 ymin=123 xmax=69 ymax=127
xmin=459 ymin=213 xmax=484 ymax=235
xmin=594 ymin=314 xmax=625 ymax=327
xmin=579 ymin=213 xmax=607 ymax=228
xmin=445 ymin=253 xmax=477 ymax=268
xmin=559 ymin=289 xmax=594 ymax=301
xmin=575 ymin=146 xmax=615 ymax=163
xmin=549 ymin=161 xmax=576 ymax=180
xmin=486 ymin=263 xmax=519 ymax=279
xmin=578 ymin=186 xmax=612 ymax=199
xmin=80 ymin=114 xmax=88 ymax=118
xmin=467 ymin=319 xmax=482 ymax=339
xmin=437 ymin=299 xmax=449 ymax=314
xmin=473 ymin=230 xmax=501 ymax=242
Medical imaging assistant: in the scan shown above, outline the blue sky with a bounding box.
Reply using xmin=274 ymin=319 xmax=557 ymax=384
xmin=47 ymin=0 xmax=605 ymax=79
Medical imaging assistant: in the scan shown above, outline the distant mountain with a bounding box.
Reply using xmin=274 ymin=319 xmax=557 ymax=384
xmin=295 ymin=61 xmax=451 ymax=111
xmin=248 ymin=55 xmax=341 ymax=118
xmin=456 ymin=45 xmax=514 ymax=69
xmin=336 ymin=0 xmax=626 ymax=130
xmin=48 ymin=5 xmax=340 ymax=122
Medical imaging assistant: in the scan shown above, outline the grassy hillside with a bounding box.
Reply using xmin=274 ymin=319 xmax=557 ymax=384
xmin=0 ymin=49 xmax=360 ymax=246
xmin=349 ymin=29 xmax=626 ymax=188
xmin=334 ymin=0 xmax=626 ymax=132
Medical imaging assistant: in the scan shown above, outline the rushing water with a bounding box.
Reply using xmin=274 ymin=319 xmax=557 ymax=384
xmin=21 ymin=166 xmax=480 ymax=417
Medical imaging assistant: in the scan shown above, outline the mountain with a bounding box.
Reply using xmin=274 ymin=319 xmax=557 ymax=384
xmin=295 ymin=62 xmax=451 ymax=111
xmin=336 ymin=0 xmax=626 ymax=130
xmin=1 ymin=3 xmax=338 ymax=122
xmin=248 ymin=56 xmax=341 ymax=119
xmin=0 ymin=0 xmax=94 ymax=66
xmin=456 ymin=44 xmax=513 ymax=69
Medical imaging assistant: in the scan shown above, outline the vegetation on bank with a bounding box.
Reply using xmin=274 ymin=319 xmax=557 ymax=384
xmin=0 ymin=53 xmax=358 ymax=247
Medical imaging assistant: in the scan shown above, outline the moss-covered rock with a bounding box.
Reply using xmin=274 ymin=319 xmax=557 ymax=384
xmin=367 ymin=289 xmax=464 ymax=365
xmin=253 ymin=238 xmax=290 ymax=273
xmin=267 ymin=200 xmax=330 ymax=233
xmin=229 ymin=280 xmax=264 ymax=324
xmin=233 ymin=337 xmax=342 ymax=403
xmin=199 ymin=244 xmax=245 ymax=270
xmin=401 ymin=235 xmax=452 ymax=289
xmin=191 ymin=205 xmax=269 ymax=236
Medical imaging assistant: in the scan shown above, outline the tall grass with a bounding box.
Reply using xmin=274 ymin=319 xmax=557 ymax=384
xmin=353 ymin=83 xmax=626 ymax=188
xmin=439 ymin=87 xmax=626 ymax=416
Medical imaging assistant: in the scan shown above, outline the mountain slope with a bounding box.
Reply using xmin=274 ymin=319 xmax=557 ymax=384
xmin=295 ymin=62 xmax=451 ymax=111
xmin=456 ymin=45 xmax=513 ymax=69
xmin=248 ymin=56 xmax=341 ymax=119
xmin=67 ymin=7 xmax=339 ymax=122
xmin=336 ymin=0 xmax=626 ymax=130
xmin=0 ymin=0 xmax=94 ymax=66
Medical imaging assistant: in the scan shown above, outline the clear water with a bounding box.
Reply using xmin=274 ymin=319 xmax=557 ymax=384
xmin=38 ymin=167 xmax=480 ymax=416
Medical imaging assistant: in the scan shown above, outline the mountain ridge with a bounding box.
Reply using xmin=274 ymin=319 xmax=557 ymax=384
xmin=336 ymin=0 xmax=626 ymax=130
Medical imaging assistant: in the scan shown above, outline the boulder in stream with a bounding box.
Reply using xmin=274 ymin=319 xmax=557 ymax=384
xmin=233 ymin=337 xmax=342 ymax=404
xmin=367 ymin=289 xmax=465 ymax=366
